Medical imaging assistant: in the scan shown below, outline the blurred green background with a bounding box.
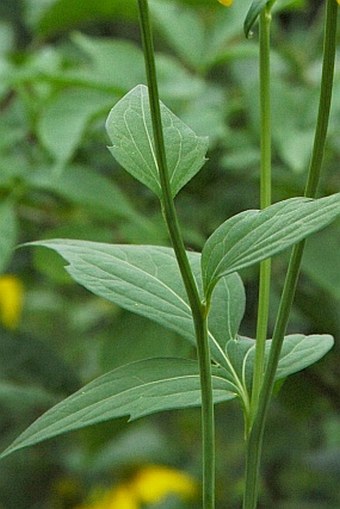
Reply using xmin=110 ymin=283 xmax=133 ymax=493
xmin=0 ymin=0 xmax=339 ymax=507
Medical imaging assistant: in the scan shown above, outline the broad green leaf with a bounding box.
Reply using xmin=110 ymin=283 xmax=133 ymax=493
xmin=201 ymin=194 xmax=340 ymax=299
xmin=0 ymin=358 xmax=236 ymax=459
xmin=224 ymin=334 xmax=334 ymax=397
xmin=0 ymin=200 xmax=17 ymax=273
xmin=26 ymin=240 xmax=245 ymax=370
xmin=38 ymin=88 xmax=114 ymax=170
xmin=105 ymin=84 xmax=208 ymax=198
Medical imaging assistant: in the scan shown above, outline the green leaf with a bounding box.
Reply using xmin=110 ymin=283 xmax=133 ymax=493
xmin=224 ymin=334 xmax=334 ymax=396
xmin=29 ymin=165 xmax=136 ymax=221
xmin=201 ymin=194 xmax=340 ymax=300
xmin=38 ymin=88 xmax=114 ymax=170
xmin=0 ymin=358 xmax=236 ymax=459
xmin=26 ymin=0 xmax=137 ymax=37
xmin=274 ymin=334 xmax=334 ymax=380
xmin=0 ymin=200 xmax=17 ymax=273
xmin=302 ymin=221 xmax=340 ymax=300
xmin=25 ymin=240 xmax=245 ymax=369
xmin=149 ymin=0 xmax=205 ymax=69
xmin=244 ymin=0 xmax=269 ymax=38
xmin=68 ymin=34 xmax=145 ymax=92
xmin=105 ymin=84 xmax=208 ymax=198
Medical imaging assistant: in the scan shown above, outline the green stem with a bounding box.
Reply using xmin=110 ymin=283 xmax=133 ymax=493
xmin=243 ymin=1 xmax=338 ymax=507
xmin=250 ymin=6 xmax=272 ymax=427
xmin=137 ymin=1 xmax=215 ymax=507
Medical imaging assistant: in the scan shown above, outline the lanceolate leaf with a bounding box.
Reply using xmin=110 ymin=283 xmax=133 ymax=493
xmin=201 ymin=194 xmax=340 ymax=300
xmin=26 ymin=240 xmax=245 ymax=369
xmin=244 ymin=0 xmax=270 ymax=38
xmin=0 ymin=358 xmax=236 ymax=459
xmin=224 ymin=334 xmax=334 ymax=397
xmin=105 ymin=84 xmax=208 ymax=198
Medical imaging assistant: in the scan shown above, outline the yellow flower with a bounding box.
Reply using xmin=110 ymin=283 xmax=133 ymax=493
xmin=0 ymin=275 xmax=24 ymax=329
xmin=75 ymin=485 xmax=138 ymax=509
xmin=74 ymin=465 xmax=197 ymax=509
xmin=132 ymin=465 xmax=198 ymax=504
xmin=217 ymin=0 xmax=233 ymax=6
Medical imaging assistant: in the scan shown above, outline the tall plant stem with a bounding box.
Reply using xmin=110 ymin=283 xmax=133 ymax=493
xmin=243 ymin=1 xmax=338 ymax=507
xmin=137 ymin=1 xmax=215 ymax=507
xmin=250 ymin=5 xmax=272 ymax=426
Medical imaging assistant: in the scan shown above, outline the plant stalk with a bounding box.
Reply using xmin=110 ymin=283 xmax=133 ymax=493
xmin=137 ymin=1 xmax=215 ymax=507
xmin=243 ymin=1 xmax=338 ymax=507
xmin=250 ymin=5 xmax=272 ymax=427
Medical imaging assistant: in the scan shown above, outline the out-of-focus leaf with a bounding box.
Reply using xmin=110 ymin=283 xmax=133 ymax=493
xmin=201 ymin=195 xmax=340 ymax=299
xmin=0 ymin=381 xmax=57 ymax=412
xmin=0 ymin=357 xmax=236 ymax=459
xmin=29 ymin=165 xmax=136 ymax=220
xmin=68 ymin=34 xmax=145 ymax=93
xmin=106 ymin=85 xmax=208 ymax=198
xmin=303 ymin=222 xmax=340 ymax=301
xmin=0 ymin=329 xmax=80 ymax=394
xmin=150 ymin=0 xmax=205 ymax=69
xmin=0 ymin=201 xmax=17 ymax=274
xmin=25 ymin=0 xmax=137 ymax=37
xmin=37 ymin=88 xmax=114 ymax=169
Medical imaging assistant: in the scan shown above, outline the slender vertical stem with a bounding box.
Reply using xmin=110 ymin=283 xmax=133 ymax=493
xmin=250 ymin=6 xmax=272 ymax=425
xmin=137 ymin=1 xmax=215 ymax=507
xmin=243 ymin=1 xmax=338 ymax=507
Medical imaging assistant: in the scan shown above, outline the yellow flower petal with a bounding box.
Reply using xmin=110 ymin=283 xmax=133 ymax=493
xmin=218 ymin=0 xmax=233 ymax=6
xmin=0 ymin=275 xmax=24 ymax=329
xmin=74 ymin=485 xmax=138 ymax=509
xmin=132 ymin=465 xmax=198 ymax=504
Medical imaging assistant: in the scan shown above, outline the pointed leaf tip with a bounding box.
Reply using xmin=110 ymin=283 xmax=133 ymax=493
xmin=105 ymin=85 xmax=208 ymax=198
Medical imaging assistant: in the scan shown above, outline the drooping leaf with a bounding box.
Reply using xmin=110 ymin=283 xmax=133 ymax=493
xmin=105 ymin=84 xmax=208 ymax=198
xmin=0 ymin=200 xmax=17 ymax=273
xmin=224 ymin=334 xmax=334 ymax=396
xmin=0 ymin=357 xmax=236 ymax=459
xmin=201 ymin=194 xmax=340 ymax=300
xmin=25 ymin=240 xmax=245 ymax=370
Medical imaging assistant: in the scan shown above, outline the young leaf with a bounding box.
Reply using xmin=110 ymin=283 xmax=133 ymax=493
xmin=0 ymin=358 xmax=236 ymax=459
xmin=224 ymin=334 xmax=334 ymax=396
xmin=201 ymin=194 xmax=340 ymax=300
xmin=105 ymin=84 xmax=208 ymax=198
xmin=26 ymin=239 xmax=245 ymax=370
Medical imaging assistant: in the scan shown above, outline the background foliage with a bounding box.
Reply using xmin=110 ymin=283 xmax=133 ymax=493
xmin=0 ymin=0 xmax=339 ymax=507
